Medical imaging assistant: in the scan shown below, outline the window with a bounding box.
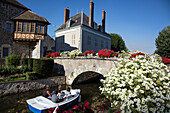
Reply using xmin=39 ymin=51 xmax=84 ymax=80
xmin=87 ymin=36 xmax=91 ymax=45
xmin=27 ymin=24 xmax=30 ymax=32
xmin=18 ymin=22 xmax=22 ymax=32
xmin=31 ymin=23 xmax=35 ymax=32
xmin=72 ymin=34 xmax=76 ymax=45
xmin=36 ymin=25 xmax=39 ymax=33
xmin=1 ymin=44 xmax=11 ymax=58
xmin=3 ymin=47 xmax=9 ymax=58
xmin=23 ymin=23 xmax=26 ymax=32
xmin=40 ymin=26 xmax=44 ymax=34
xmin=1 ymin=3 xmax=9 ymax=9
xmin=6 ymin=23 xmax=11 ymax=32
xmin=95 ymin=38 xmax=98 ymax=47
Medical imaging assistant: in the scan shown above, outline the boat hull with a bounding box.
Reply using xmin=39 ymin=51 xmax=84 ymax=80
xmin=27 ymin=89 xmax=81 ymax=113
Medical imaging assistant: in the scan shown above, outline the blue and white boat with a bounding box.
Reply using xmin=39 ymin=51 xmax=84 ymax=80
xmin=26 ymin=89 xmax=81 ymax=113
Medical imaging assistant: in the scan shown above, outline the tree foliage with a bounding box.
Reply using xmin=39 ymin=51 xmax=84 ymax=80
xmin=110 ymin=33 xmax=128 ymax=52
xmin=155 ymin=26 xmax=170 ymax=58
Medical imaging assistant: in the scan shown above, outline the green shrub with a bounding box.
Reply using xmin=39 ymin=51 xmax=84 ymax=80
xmin=22 ymin=58 xmax=33 ymax=71
xmin=33 ymin=58 xmax=54 ymax=78
xmin=22 ymin=58 xmax=29 ymax=66
xmin=28 ymin=58 xmax=33 ymax=71
xmin=41 ymin=58 xmax=54 ymax=77
xmin=0 ymin=65 xmax=21 ymax=77
xmin=5 ymin=57 xmax=10 ymax=66
xmin=6 ymin=53 xmax=20 ymax=66
xmin=33 ymin=59 xmax=42 ymax=75
xmin=26 ymin=72 xmax=39 ymax=80
xmin=20 ymin=65 xmax=31 ymax=73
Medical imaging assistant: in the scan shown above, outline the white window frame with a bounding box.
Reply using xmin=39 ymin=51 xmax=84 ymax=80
xmin=1 ymin=44 xmax=11 ymax=59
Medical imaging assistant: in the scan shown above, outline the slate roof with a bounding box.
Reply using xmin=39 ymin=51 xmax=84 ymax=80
xmin=56 ymin=12 xmax=111 ymax=37
xmin=12 ymin=10 xmax=50 ymax=24
xmin=56 ymin=12 xmax=89 ymax=31
xmin=1 ymin=0 xmax=30 ymax=10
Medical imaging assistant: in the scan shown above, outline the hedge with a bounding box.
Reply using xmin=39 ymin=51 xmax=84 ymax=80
xmin=5 ymin=53 xmax=20 ymax=66
xmin=22 ymin=58 xmax=33 ymax=71
xmin=33 ymin=59 xmax=42 ymax=75
xmin=33 ymin=58 xmax=54 ymax=78
xmin=26 ymin=72 xmax=39 ymax=80
xmin=22 ymin=58 xmax=29 ymax=66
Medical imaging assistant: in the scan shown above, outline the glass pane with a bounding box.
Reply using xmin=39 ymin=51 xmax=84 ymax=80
xmin=18 ymin=23 xmax=21 ymax=32
xmin=23 ymin=23 xmax=26 ymax=32
xmin=40 ymin=26 xmax=43 ymax=33
xmin=31 ymin=24 xmax=34 ymax=32
xmin=36 ymin=25 xmax=39 ymax=33
xmin=6 ymin=23 xmax=11 ymax=32
xmin=3 ymin=47 xmax=9 ymax=58
xmin=27 ymin=24 xmax=30 ymax=32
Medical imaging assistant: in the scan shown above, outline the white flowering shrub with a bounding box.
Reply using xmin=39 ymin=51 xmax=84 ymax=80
xmin=150 ymin=54 xmax=162 ymax=63
xmin=60 ymin=51 xmax=70 ymax=57
xmin=69 ymin=49 xmax=82 ymax=58
xmin=100 ymin=55 xmax=170 ymax=113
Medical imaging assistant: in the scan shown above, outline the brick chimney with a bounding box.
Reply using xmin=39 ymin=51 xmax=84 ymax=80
xmin=102 ymin=10 xmax=106 ymax=32
xmin=89 ymin=0 xmax=94 ymax=28
xmin=64 ymin=8 xmax=70 ymax=24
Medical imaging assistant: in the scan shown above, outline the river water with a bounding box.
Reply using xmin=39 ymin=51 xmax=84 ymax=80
xmin=0 ymin=83 xmax=110 ymax=113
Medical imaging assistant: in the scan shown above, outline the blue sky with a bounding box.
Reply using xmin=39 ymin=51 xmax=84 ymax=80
xmin=18 ymin=0 xmax=170 ymax=54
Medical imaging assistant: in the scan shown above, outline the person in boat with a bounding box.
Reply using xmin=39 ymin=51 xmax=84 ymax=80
xmin=65 ymin=87 xmax=71 ymax=97
xmin=51 ymin=91 xmax=59 ymax=103
xmin=57 ymin=85 xmax=62 ymax=93
xmin=43 ymin=85 xmax=52 ymax=99
xmin=57 ymin=91 xmax=66 ymax=100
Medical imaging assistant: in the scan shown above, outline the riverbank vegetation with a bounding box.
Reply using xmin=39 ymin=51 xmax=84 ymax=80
xmin=0 ymin=54 xmax=63 ymax=83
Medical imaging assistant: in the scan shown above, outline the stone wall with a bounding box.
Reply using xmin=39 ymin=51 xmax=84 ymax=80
xmin=0 ymin=76 xmax=66 ymax=97
xmin=0 ymin=1 xmax=27 ymax=65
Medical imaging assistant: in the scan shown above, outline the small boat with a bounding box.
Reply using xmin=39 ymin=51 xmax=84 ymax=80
xmin=26 ymin=89 xmax=81 ymax=113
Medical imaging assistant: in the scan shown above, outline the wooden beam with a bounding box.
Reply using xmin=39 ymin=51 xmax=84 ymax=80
xmin=16 ymin=21 xmax=18 ymax=32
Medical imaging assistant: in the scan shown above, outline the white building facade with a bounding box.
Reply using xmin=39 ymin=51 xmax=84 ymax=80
xmin=55 ymin=1 xmax=111 ymax=53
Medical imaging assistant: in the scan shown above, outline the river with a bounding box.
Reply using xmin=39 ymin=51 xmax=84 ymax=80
xmin=0 ymin=82 xmax=110 ymax=113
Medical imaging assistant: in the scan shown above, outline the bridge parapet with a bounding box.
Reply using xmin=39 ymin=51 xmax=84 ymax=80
xmin=54 ymin=58 xmax=118 ymax=85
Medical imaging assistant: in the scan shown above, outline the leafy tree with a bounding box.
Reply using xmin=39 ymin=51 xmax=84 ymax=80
xmin=110 ymin=33 xmax=128 ymax=52
xmin=155 ymin=26 xmax=170 ymax=58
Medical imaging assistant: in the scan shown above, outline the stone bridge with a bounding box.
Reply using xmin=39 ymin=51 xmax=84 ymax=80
xmin=54 ymin=58 xmax=117 ymax=85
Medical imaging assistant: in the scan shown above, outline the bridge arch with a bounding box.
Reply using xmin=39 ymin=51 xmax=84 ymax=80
xmin=54 ymin=58 xmax=117 ymax=85
xmin=72 ymin=71 xmax=104 ymax=85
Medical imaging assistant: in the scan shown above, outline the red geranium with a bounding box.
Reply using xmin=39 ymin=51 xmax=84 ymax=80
xmin=50 ymin=52 xmax=60 ymax=58
xmin=162 ymin=57 xmax=170 ymax=64
xmin=84 ymin=50 xmax=95 ymax=56
xmin=98 ymin=49 xmax=117 ymax=58
xmin=129 ymin=52 xmax=145 ymax=59
xmin=45 ymin=52 xmax=51 ymax=58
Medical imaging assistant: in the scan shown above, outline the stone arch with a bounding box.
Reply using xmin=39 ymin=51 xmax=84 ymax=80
xmin=72 ymin=71 xmax=104 ymax=85
xmin=54 ymin=58 xmax=117 ymax=85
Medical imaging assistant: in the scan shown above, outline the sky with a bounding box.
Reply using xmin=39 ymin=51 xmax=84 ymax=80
xmin=18 ymin=0 xmax=170 ymax=54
